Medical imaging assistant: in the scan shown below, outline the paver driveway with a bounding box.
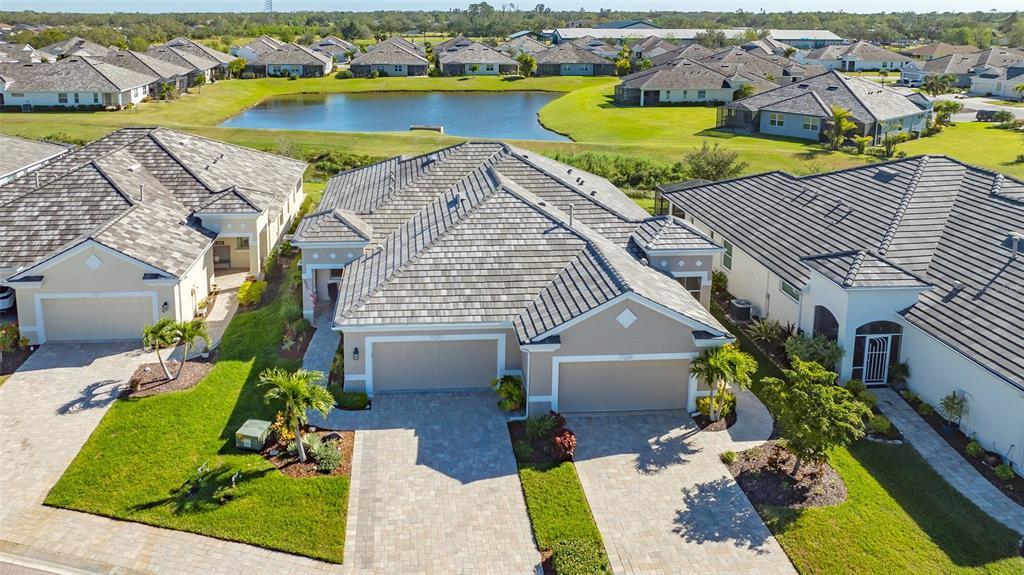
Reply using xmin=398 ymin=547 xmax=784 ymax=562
xmin=570 ymin=390 xmax=795 ymax=575
xmin=317 ymin=392 xmax=540 ymax=575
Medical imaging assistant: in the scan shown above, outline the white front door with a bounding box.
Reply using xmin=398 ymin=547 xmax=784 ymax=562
xmin=862 ymin=335 xmax=890 ymax=385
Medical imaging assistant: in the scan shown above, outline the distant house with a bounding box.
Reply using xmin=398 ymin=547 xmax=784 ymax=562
xmin=649 ymin=44 xmax=715 ymax=67
xmin=909 ymin=47 xmax=1024 ymax=88
xmin=349 ymin=37 xmax=429 ymax=77
xmin=232 ymin=35 xmax=285 ymax=62
xmin=969 ymin=61 xmax=1024 ymax=99
xmin=551 ymin=28 xmax=842 ymax=50
xmin=595 ymin=20 xmax=659 ymax=30
xmin=437 ymin=41 xmax=518 ymax=76
xmin=701 ymin=46 xmax=826 ymax=85
xmin=797 ymin=40 xmax=913 ymax=72
xmin=310 ymin=35 xmax=360 ymax=62
xmin=0 ymin=43 xmax=51 ymax=63
xmin=0 ymin=56 xmax=155 ymax=109
xmin=766 ymin=30 xmax=843 ymax=50
xmin=0 ymin=134 xmax=70 ymax=185
xmin=570 ymin=36 xmax=619 ymax=59
xmin=718 ymin=70 xmax=931 ymax=143
xmin=145 ymin=45 xmax=217 ymax=85
xmin=97 ymin=49 xmax=191 ymax=96
xmin=435 ymin=35 xmax=474 ymax=53
xmin=163 ymin=37 xmax=235 ymax=79
xmin=901 ymin=42 xmax=976 ymax=61
xmin=498 ymin=36 xmax=548 ymax=57
xmin=248 ymin=43 xmax=333 ymax=77
xmin=630 ymin=36 xmax=678 ymax=61
xmin=507 ymin=30 xmax=536 ymax=40
xmin=534 ymin=43 xmax=616 ymax=76
xmin=616 ymin=58 xmax=775 ymax=106
xmin=741 ymin=37 xmax=794 ymax=56
xmin=40 ymin=36 xmax=111 ymax=58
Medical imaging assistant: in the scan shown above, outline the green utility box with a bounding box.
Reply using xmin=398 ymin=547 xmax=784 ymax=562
xmin=235 ymin=419 xmax=272 ymax=451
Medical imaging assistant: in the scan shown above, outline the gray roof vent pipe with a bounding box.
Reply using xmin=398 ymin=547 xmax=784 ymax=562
xmin=569 ymin=204 xmax=574 ymax=228
xmin=139 ymin=183 xmax=144 ymax=202
xmin=1010 ymin=232 xmax=1024 ymax=260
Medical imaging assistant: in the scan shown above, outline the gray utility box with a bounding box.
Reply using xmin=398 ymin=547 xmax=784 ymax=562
xmin=235 ymin=419 xmax=272 ymax=451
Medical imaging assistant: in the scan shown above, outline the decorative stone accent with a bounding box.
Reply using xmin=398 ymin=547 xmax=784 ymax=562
xmin=85 ymin=254 xmax=103 ymax=270
xmin=616 ymin=308 xmax=638 ymax=329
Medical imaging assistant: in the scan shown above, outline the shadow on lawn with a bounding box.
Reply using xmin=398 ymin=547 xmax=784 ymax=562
xmin=130 ymin=463 xmax=272 ymax=515
xmin=673 ymin=477 xmax=776 ymax=553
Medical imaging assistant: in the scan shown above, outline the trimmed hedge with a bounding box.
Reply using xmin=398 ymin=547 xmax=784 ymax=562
xmin=330 ymin=388 xmax=369 ymax=410
xmin=552 ymin=537 xmax=610 ymax=575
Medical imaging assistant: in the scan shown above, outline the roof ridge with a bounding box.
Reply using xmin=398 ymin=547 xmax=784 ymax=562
xmin=144 ymin=130 xmax=218 ymax=196
xmin=830 ymin=71 xmax=880 ymax=122
xmin=878 ymin=156 xmax=930 ymax=255
xmin=842 ymin=249 xmax=868 ymax=288
xmin=88 ymin=158 xmax=140 ymax=207
xmin=79 ymin=57 xmax=121 ymax=91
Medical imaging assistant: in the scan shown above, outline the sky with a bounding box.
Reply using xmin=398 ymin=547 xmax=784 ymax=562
xmin=0 ymin=0 xmax=1020 ymax=13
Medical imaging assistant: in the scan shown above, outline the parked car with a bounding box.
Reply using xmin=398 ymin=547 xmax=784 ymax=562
xmin=0 ymin=286 xmax=14 ymax=312
xmin=976 ymin=110 xmax=998 ymax=122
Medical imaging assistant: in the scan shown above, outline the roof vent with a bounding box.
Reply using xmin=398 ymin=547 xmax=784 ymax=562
xmin=1006 ymin=231 xmax=1024 ymax=259
xmin=590 ymin=190 xmax=597 ymax=196
xmin=798 ymin=83 xmax=810 ymax=88
xmin=640 ymin=258 xmax=649 ymax=266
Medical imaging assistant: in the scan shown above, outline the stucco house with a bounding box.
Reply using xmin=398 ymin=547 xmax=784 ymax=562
xmin=40 ymin=36 xmax=111 ymax=58
xmin=349 ymin=37 xmax=429 ymax=77
xmin=0 ymin=43 xmax=52 ymax=64
xmin=905 ymin=47 xmax=1024 ymax=88
xmin=97 ymin=49 xmax=191 ymax=96
xmin=661 ymin=156 xmax=1024 ymax=472
xmin=615 ymin=58 xmax=775 ymax=106
xmin=0 ymin=128 xmax=306 ymax=344
xmin=968 ymin=61 xmax=1024 ymax=99
xmin=534 ymin=43 xmax=616 ymax=76
xmin=0 ymin=57 xmax=155 ymax=110
xmin=630 ymin=36 xmax=678 ymax=61
xmin=310 ymin=35 xmax=360 ymax=62
xmin=498 ymin=35 xmax=548 ymax=57
xmin=0 ymin=134 xmax=70 ymax=185
xmin=438 ymin=40 xmax=518 ymax=76
xmin=145 ymin=45 xmax=217 ymax=86
xmin=292 ymin=142 xmax=733 ymax=414
xmin=247 ymin=42 xmax=333 ymax=78
xmin=162 ymin=37 xmax=235 ymax=79
xmin=797 ymin=40 xmax=913 ymax=72
xmin=718 ymin=70 xmax=932 ymax=144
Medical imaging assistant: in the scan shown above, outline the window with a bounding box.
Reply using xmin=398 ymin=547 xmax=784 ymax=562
xmin=92 ymin=92 xmax=99 ymax=103
xmin=768 ymin=113 xmax=784 ymax=127
xmin=813 ymin=306 xmax=839 ymax=342
xmin=803 ymin=117 xmax=819 ymax=131
xmin=11 ymin=92 xmax=24 ymax=98
xmin=236 ymin=237 xmax=250 ymax=250
xmin=485 ymin=64 xmax=494 ymax=72
xmin=393 ymin=65 xmax=402 ymax=72
xmin=697 ymin=90 xmax=706 ymax=100
xmin=780 ymin=280 xmax=801 ymax=302
xmin=58 ymin=93 xmax=68 ymax=103
xmin=679 ymin=276 xmax=702 ymax=300
xmin=74 ymin=93 xmax=80 ymax=104
xmin=722 ymin=240 xmax=734 ymax=270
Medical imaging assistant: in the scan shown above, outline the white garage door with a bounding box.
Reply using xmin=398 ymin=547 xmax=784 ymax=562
xmin=372 ymin=339 xmax=499 ymax=392
xmin=557 ymin=359 xmax=690 ymax=413
xmin=42 ymin=296 xmax=154 ymax=342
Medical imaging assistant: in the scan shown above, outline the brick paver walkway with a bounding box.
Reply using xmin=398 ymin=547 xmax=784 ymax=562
xmin=0 ymin=343 xmax=344 ymax=575
xmin=302 ymin=304 xmax=340 ymax=376
xmin=570 ymin=388 xmax=796 ymax=575
xmin=876 ymin=389 xmax=1024 ymax=535
xmin=315 ymin=392 xmax=540 ymax=575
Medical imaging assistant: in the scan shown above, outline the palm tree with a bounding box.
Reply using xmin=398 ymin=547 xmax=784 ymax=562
xmin=260 ymin=368 xmax=334 ymax=462
xmin=922 ymin=74 xmax=953 ymax=97
xmin=141 ymin=318 xmax=176 ymax=380
xmin=689 ymin=344 xmax=758 ymax=421
xmin=170 ymin=318 xmax=211 ymax=379
xmin=823 ymin=105 xmax=856 ymax=151
xmin=1014 ymin=83 xmax=1024 ymax=102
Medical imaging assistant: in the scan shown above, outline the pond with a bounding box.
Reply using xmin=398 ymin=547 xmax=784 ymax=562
xmin=220 ymin=91 xmax=570 ymax=141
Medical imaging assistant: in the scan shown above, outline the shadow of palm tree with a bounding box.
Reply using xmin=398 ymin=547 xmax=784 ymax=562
xmin=55 ymin=379 xmax=123 ymax=415
xmin=130 ymin=463 xmax=271 ymax=515
xmin=672 ymin=477 xmax=775 ymax=554
xmin=633 ymin=428 xmax=702 ymax=475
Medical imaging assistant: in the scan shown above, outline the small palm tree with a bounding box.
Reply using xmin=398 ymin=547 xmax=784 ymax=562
xmin=170 ymin=318 xmax=211 ymax=379
xmin=690 ymin=344 xmax=758 ymax=421
xmin=260 ymin=368 xmax=333 ymax=462
xmin=922 ymin=74 xmax=953 ymax=97
xmin=823 ymin=105 xmax=856 ymax=151
xmin=141 ymin=318 xmax=176 ymax=380
xmin=1014 ymin=83 xmax=1024 ymax=102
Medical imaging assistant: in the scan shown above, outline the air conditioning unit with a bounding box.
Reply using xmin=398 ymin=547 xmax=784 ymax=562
xmin=729 ymin=298 xmax=754 ymax=322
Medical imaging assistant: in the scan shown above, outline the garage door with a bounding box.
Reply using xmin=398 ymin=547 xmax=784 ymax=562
xmin=372 ymin=339 xmax=499 ymax=392
xmin=557 ymin=359 xmax=689 ymax=413
xmin=42 ymin=296 xmax=154 ymax=342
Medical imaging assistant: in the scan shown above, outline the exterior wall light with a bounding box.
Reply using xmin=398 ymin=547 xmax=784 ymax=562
xmin=353 ymin=347 xmax=359 ymax=361
xmin=162 ymin=302 xmax=169 ymax=313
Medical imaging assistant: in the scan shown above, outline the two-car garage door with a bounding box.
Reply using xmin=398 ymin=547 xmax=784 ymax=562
xmin=372 ymin=339 xmax=499 ymax=392
xmin=41 ymin=296 xmax=154 ymax=342
xmin=557 ymin=359 xmax=690 ymax=413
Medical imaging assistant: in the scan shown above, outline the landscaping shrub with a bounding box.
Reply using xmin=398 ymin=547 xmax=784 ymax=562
xmin=868 ymin=414 xmax=892 ymax=435
xmin=900 ymin=390 xmax=918 ymax=402
xmin=720 ymin=450 xmax=737 ymax=465
xmin=748 ymin=317 xmax=783 ymax=344
xmin=240 ymin=71 xmax=256 ymax=79
xmin=313 ymin=440 xmax=342 ymax=472
xmin=553 ymin=429 xmax=577 ymax=460
xmin=966 ymin=440 xmax=985 ymax=458
xmin=335 ymin=69 xmax=354 ymax=79
xmin=994 ymin=464 xmax=1016 ymax=482
xmin=857 ymin=390 xmax=877 ymax=410
xmin=330 ymin=388 xmax=369 ymax=410
xmin=513 ymin=440 xmax=534 ymax=461
xmin=550 ymin=151 xmax=685 ymax=190
xmin=304 ymin=150 xmax=382 ymax=180
xmin=288 ymin=75 xmax=299 ymax=81
xmin=551 ymin=537 xmax=609 ymax=575
xmin=711 ymin=269 xmax=727 ymax=297
xmin=845 ymin=379 xmax=867 ymax=396
xmin=238 ymin=280 xmax=268 ymax=307
xmin=784 ymin=334 xmax=844 ymax=369
xmin=271 ymin=411 xmax=295 ymax=443
xmin=696 ymin=389 xmax=736 ymax=418
xmin=278 ymin=296 xmax=302 ymax=324
xmin=525 ymin=413 xmax=558 ymax=442
xmin=917 ymin=402 xmax=934 ymax=416
xmin=491 ymin=374 xmax=525 ymax=411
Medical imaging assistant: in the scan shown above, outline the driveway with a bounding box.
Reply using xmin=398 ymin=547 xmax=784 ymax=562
xmin=570 ymin=389 xmax=795 ymax=575
xmin=931 ymin=94 xmax=1024 ymax=121
xmin=319 ymin=392 xmax=539 ymax=575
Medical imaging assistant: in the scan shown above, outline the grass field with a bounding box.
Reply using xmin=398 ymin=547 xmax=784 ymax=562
xmin=45 ymin=264 xmax=351 ymax=563
xmin=2 ymin=75 xmax=1022 ymax=180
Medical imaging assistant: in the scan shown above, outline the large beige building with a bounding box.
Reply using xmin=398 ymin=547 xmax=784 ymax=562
xmin=0 ymin=128 xmax=306 ymax=344
xmin=293 ymin=143 xmax=731 ymax=415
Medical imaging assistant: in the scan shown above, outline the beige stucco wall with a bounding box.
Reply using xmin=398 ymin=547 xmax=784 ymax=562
xmin=174 ymin=249 xmax=214 ymax=321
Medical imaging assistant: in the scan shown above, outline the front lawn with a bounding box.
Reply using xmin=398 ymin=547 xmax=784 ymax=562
xmin=518 ymin=462 xmax=603 ymax=551
xmin=45 ymin=264 xmax=350 ymax=563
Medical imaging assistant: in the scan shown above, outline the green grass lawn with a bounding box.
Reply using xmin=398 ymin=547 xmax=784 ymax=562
xmin=985 ymin=100 xmax=1024 ymax=108
xmin=712 ymin=305 xmax=1024 ymax=575
xmin=519 ymin=462 xmax=604 ymax=551
xmin=45 ymin=265 xmax=351 ymax=563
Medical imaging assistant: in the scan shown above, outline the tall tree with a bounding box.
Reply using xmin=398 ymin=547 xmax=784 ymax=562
xmin=689 ymin=344 xmax=758 ymax=421
xmin=260 ymin=368 xmax=334 ymax=463
xmin=516 ymin=51 xmax=536 ymax=76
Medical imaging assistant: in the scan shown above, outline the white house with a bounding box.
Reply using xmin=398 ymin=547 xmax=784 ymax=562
xmin=969 ymin=62 xmax=1024 ymax=99
xmin=662 ymin=156 xmax=1024 ymax=473
xmin=798 ymin=40 xmax=913 ymax=72
xmin=0 ymin=56 xmax=154 ymax=109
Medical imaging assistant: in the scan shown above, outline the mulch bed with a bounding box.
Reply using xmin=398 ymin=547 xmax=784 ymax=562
xmin=726 ymin=441 xmax=848 ymax=509
xmin=693 ymin=408 xmax=737 ymax=432
xmin=900 ymin=394 xmax=1024 ymax=507
xmin=508 ymin=420 xmax=570 ymax=468
xmin=279 ymin=325 xmax=316 ymax=360
xmin=0 ymin=344 xmax=35 ymax=376
xmin=261 ymin=430 xmax=354 ymax=478
xmin=124 ymin=358 xmax=215 ymax=398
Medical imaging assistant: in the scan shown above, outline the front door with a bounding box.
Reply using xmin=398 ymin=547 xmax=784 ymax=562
xmin=863 ymin=335 xmax=890 ymax=385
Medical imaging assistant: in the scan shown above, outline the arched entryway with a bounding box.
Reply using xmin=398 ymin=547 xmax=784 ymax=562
xmin=812 ymin=306 xmax=839 ymax=342
xmin=852 ymin=321 xmax=903 ymax=385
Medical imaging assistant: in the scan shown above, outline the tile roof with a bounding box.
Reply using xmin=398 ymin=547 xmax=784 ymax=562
xmin=619 ymin=58 xmax=775 ymax=92
xmin=97 ymin=49 xmax=191 ymax=81
xmin=164 ymin=37 xmax=236 ymax=64
xmin=498 ymin=36 xmax=548 ymax=56
xmin=0 ymin=134 xmax=70 ymax=179
xmin=0 ymin=128 xmax=305 ymax=277
xmin=351 ymin=37 xmax=428 ymax=66
xmin=632 ymin=216 xmax=721 ymax=252
xmin=922 ymin=47 xmax=1024 ymax=76
xmin=663 ymin=156 xmax=1024 ymax=391
xmin=438 ymin=41 xmax=518 ymax=66
xmin=801 ymin=250 xmax=931 ymax=288
xmin=41 ymin=36 xmax=111 ymax=57
xmin=145 ymin=45 xmax=217 ymax=73
xmin=804 ymin=40 xmax=913 ymax=63
xmin=317 ymin=143 xmax=726 ymax=343
xmin=251 ymin=42 xmax=332 ymax=67
xmin=0 ymin=57 xmax=155 ymax=92
xmin=535 ymin=42 xmax=610 ymax=66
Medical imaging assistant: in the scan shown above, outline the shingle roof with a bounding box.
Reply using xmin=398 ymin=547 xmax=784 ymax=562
xmin=0 ymin=43 xmax=49 ymax=63
xmin=145 ymin=45 xmax=217 ymax=73
xmin=0 ymin=128 xmax=305 ymax=276
xmin=619 ymin=58 xmax=774 ymax=92
xmin=351 ymin=38 xmax=428 ymax=66
xmin=0 ymin=57 xmax=156 ymax=92
xmin=41 ymin=36 xmax=110 ymax=57
xmin=663 ymin=156 xmax=1024 ymax=391
xmin=499 ymin=36 xmax=548 ymax=56
xmin=634 ymin=35 xmax=678 ymax=53
xmin=649 ymin=44 xmax=716 ymax=67
xmin=727 ymin=70 xmax=928 ymax=122
xmin=240 ymin=35 xmax=286 ymax=56
xmin=922 ymin=47 xmax=1024 ymax=75
xmin=0 ymin=134 xmax=70 ymax=179
xmin=439 ymin=41 xmax=518 ymax=66
xmin=804 ymin=40 xmax=913 ymax=63
xmin=902 ymin=42 xmax=976 ymax=59
xmin=164 ymin=37 xmax=235 ymax=64
xmin=251 ymin=42 xmax=332 ymax=67
xmin=701 ymin=46 xmax=825 ymax=81
xmin=98 ymin=49 xmax=191 ymax=81
xmin=535 ymin=42 xmax=610 ymax=66
xmin=760 ymin=91 xmax=832 ymax=117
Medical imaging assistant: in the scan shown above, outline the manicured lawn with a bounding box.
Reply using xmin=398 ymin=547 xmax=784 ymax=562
xmin=900 ymin=122 xmax=1024 ymax=174
xmin=45 ymin=265 xmax=350 ymax=563
xmin=712 ymin=305 xmax=1024 ymax=575
xmin=985 ymin=100 xmax=1024 ymax=108
xmin=518 ymin=462 xmax=603 ymax=551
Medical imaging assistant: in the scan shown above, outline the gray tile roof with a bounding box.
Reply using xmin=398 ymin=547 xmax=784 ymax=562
xmin=727 ymin=70 xmax=929 ymax=122
xmin=145 ymin=45 xmax=217 ymax=73
xmin=633 ymin=216 xmax=720 ymax=252
xmin=0 ymin=128 xmax=305 ymax=277
xmin=649 ymin=44 xmax=716 ymax=67
xmin=0 ymin=57 xmax=156 ymax=92
xmin=0 ymin=134 xmax=70 ymax=179
xmin=252 ymin=42 xmax=332 ymax=67
xmin=350 ymin=38 xmax=428 ymax=66
xmin=98 ymin=49 xmax=191 ymax=81
xmin=321 ymin=143 xmax=727 ymax=343
xmin=41 ymin=36 xmax=110 ymax=57
xmin=619 ymin=58 xmax=774 ymax=92
xmin=498 ymin=36 xmax=548 ymax=56
xmin=804 ymin=41 xmax=913 ymax=63
xmin=164 ymin=37 xmax=236 ymax=64
xmin=439 ymin=41 xmax=518 ymax=66
xmin=535 ymin=42 xmax=611 ymax=66
xmin=700 ymin=46 xmax=826 ymax=81
xmin=922 ymin=47 xmax=1024 ymax=75
xmin=663 ymin=156 xmax=1024 ymax=391
xmin=801 ymin=250 xmax=931 ymax=288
